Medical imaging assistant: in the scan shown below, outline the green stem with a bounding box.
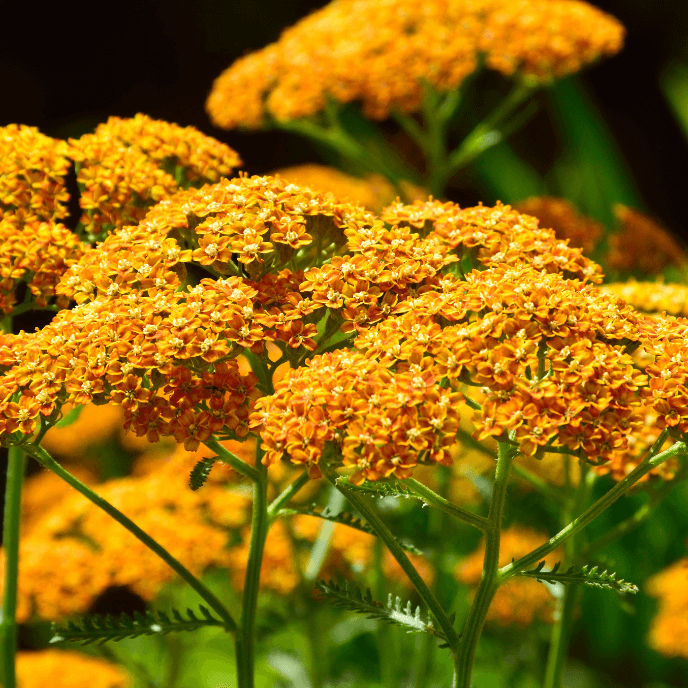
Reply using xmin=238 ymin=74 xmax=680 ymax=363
xmin=543 ymin=464 xmax=592 ymax=688
xmin=455 ymin=428 xmax=565 ymax=505
xmin=405 ymin=478 xmax=488 ymax=531
xmin=204 ymin=438 xmax=260 ymax=482
xmin=235 ymin=456 xmax=269 ymax=688
xmin=447 ymin=82 xmax=535 ymax=173
xmin=267 ymin=470 xmax=310 ymax=521
xmin=454 ymin=441 xmax=517 ymax=688
xmin=543 ymin=585 xmax=579 ymax=688
xmin=579 ymin=456 xmax=687 ymax=561
xmin=26 ymin=443 xmax=237 ymax=633
xmin=321 ymin=463 xmax=460 ymax=652
xmin=501 ymin=434 xmax=684 ymax=578
xmin=278 ymin=118 xmax=407 ymax=191
xmin=303 ymin=487 xmax=345 ymax=582
xmin=0 ymin=446 xmax=26 ymax=688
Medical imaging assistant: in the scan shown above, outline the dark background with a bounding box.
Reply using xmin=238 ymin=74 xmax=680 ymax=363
xmin=1 ymin=0 xmax=687 ymax=237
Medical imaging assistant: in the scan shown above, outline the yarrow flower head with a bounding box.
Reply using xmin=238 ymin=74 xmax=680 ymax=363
xmin=69 ymin=113 xmax=242 ymax=240
xmin=207 ymin=0 xmax=624 ymax=128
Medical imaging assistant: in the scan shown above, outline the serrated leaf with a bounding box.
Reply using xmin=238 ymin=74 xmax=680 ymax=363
xmin=280 ymin=506 xmax=423 ymax=555
xmin=315 ymin=580 xmax=447 ymax=642
xmin=50 ymin=606 xmax=226 ymax=646
xmin=189 ymin=456 xmax=217 ymax=491
xmin=55 ymin=405 xmax=84 ymax=428
xmin=519 ymin=561 xmax=639 ymax=595
xmin=345 ymin=479 xmax=417 ymax=500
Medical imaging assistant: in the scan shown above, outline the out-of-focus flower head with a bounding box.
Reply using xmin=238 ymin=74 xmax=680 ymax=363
xmin=456 ymin=526 xmax=561 ymax=626
xmin=13 ymin=649 xmax=131 ymax=688
xmin=602 ymin=281 xmax=688 ymax=318
xmin=607 ymin=205 xmax=688 ymax=275
xmin=646 ymin=557 xmax=688 ymax=659
xmin=272 ymin=164 xmax=427 ymax=213
xmin=207 ymin=0 xmax=624 ymax=128
xmin=515 ymin=196 xmax=603 ymax=254
xmin=68 ymin=114 xmax=242 ymax=240
xmin=4 ymin=443 xmax=250 ymax=621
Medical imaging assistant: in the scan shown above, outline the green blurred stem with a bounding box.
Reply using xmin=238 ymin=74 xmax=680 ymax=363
xmin=405 ymin=478 xmax=488 ymax=530
xmin=278 ymin=115 xmax=408 ymax=195
xmin=454 ymin=441 xmax=517 ymax=688
xmin=0 ymin=445 xmax=26 ymax=688
xmin=321 ymin=462 xmax=460 ymax=653
xmin=267 ymin=470 xmax=310 ymax=520
xmin=580 ymin=455 xmax=688 ymax=561
xmin=543 ymin=464 xmax=592 ymax=688
xmin=303 ymin=486 xmax=345 ymax=582
xmin=501 ymin=432 xmax=683 ymax=578
xmin=26 ymin=443 xmax=237 ymax=633
xmin=235 ymin=455 xmax=269 ymax=688
xmin=447 ymin=81 xmax=535 ymax=175
xmin=204 ymin=438 xmax=260 ymax=482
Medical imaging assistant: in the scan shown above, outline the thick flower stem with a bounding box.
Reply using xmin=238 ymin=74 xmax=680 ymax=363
xmin=454 ymin=441 xmax=517 ymax=688
xmin=235 ymin=457 xmax=269 ymax=688
xmin=0 ymin=446 xmax=26 ymax=688
xmin=322 ymin=463 xmax=460 ymax=653
xmin=26 ymin=443 xmax=237 ymax=632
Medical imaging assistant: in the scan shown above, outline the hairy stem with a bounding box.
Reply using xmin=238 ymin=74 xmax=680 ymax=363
xmin=0 ymin=446 xmax=26 ymax=688
xmin=26 ymin=443 xmax=237 ymax=632
xmin=235 ymin=456 xmax=269 ymax=688
xmin=454 ymin=441 xmax=517 ymax=688
xmin=321 ymin=463 xmax=460 ymax=652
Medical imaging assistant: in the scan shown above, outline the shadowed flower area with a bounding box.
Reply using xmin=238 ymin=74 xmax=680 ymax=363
xmin=207 ymin=0 xmax=624 ymax=128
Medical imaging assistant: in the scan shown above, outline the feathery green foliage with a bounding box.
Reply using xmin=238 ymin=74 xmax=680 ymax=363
xmin=315 ymin=580 xmax=449 ymax=642
xmin=189 ymin=456 xmax=217 ymax=491
xmin=50 ymin=606 xmax=226 ymax=645
xmin=518 ymin=561 xmax=639 ymax=595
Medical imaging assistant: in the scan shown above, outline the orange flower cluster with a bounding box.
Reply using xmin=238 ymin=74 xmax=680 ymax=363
xmin=0 ymin=124 xmax=70 ymax=224
xmin=646 ymin=558 xmax=688 ymax=659
xmin=456 ymin=526 xmax=561 ymax=626
xmin=273 ymin=164 xmax=427 ymax=213
xmin=256 ymin=245 xmax=661 ymax=481
xmin=607 ymin=205 xmax=688 ymax=275
xmin=69 ymin=114 xmax=242 ymax=239
xmin=0 ymin=175 xmax=378 ymax=451
xmin=0 ymin=124 xmax=86 ymax=314
xmin=207 ymin=0 xmax=623 ymax=128
xmin=13 ymin=649 xmax=131 ymax=688
xmin=515 ymin=196 xmax=603 ymax=254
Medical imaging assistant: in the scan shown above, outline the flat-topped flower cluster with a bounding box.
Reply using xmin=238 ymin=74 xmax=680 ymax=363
xmin=207 ymin=0 xmax=624 ymax=128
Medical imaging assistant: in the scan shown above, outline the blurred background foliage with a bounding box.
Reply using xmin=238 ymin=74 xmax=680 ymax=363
xmin=2 ymin=1 xmax=688 ymax=686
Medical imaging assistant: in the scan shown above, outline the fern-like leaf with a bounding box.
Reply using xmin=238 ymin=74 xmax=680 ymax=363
xmin=315 ymin=580 xmax=447 ymax=642
xmin=520 ymin=561 xmax=639 ymax=595
xmin=189 ymin=457 xmax=217 ymax=491
xmin=280 ymin=507 xmax=423 ymax=555
xmin=50 ymin=606 xmax=226 ymax=645
xmin=345 ymin=479 xmax=417 ymax=500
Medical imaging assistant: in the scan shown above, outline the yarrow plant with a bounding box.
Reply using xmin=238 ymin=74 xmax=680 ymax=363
xmin=3 ymin=1 xmax=688 ymax=687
